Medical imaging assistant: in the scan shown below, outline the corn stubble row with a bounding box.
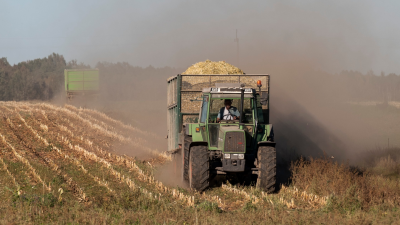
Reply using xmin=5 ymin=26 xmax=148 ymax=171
xmin=64 ymin=105 xmax=171 ymax=161
xmin=40 ymin=103 xmax=170 ymax=161
xmin=1 ymin=102 xmax=250 ymax=209
xmin=32 ymin=105 xmax=150 ymax=192
xmin=3 ymin=103 xmax=120 ymax=201
xmin=2 ymin=105 xmax=89 ymax=201
xmin=221 ymin=183 xmax=266 ymax=205
xmin=0 ymin=157 xmax=21 ymax=193
xmin=5 ymin=103 xmax=138 ymax=201
xmin=221 ymin=184 xmax=328 ymax=210
xmin=0 ymin=102 xmax=247 ymax=208
xmin=221 ymin=183 xmax=328 ymax=210
xmin=65 ymin=104 xmax=161 ymax=140
xmin=49 ymin=110 xmax=194 ymax=206
xmin=65 ymin=125 xmax=195 ymax=206
xmin=279 ymin=185 xmax=328 ymax=209
xmin=17 ymin=105 xmax=125 ymax=197
xmin=0 ymin=102 xmax=195 ymax=206
xmin=0 ymin=102 xmax=233 ymax=209
xmin=0 ymin=111 xmax=51 ymax=193
xmin=0 ymin=132 xmax=51 ymax=192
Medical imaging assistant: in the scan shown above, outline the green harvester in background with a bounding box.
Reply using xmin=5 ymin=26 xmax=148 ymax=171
xmin=64 ymin=69 xmax=99 ymax=101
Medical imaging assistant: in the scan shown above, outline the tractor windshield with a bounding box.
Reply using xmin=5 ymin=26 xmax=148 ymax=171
xmin=209 ymin=98 xmax=253 ymax=123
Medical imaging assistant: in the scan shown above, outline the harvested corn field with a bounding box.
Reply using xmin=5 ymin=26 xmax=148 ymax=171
xmin=0 ymin=101 xmax=399 ymax=224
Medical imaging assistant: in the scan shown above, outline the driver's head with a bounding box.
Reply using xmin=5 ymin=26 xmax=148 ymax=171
xmin=224 ymin=99 xmax=232 ymax=109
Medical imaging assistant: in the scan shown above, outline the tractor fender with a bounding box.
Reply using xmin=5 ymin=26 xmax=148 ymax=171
xmin=184 ymin=136 xmax=207 ymax=158
xmin=257 ymin=141 xmax=276 ymax=148
xmin=189 ymin=141 xmax=208 ymax=149
xmin=188 ymin=141 xmax=208 ymax=157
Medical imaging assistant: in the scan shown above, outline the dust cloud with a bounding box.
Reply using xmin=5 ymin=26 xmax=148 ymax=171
xmin=55 ymin=1 xmax=400 ymax=166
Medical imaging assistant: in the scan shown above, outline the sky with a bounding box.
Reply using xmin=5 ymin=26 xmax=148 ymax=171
xmin=2 ymin=0 xmax=400 ymax=156
xmin=1 ymin=0 xmax=400 ymax=74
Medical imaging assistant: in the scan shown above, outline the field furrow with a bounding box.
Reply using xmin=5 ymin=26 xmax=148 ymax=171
xmin=18 ymin=108 xmax=116 ymax=198
xmin=0 ymin=156 xmax=20 ymax=204
xmin=1 ymin=104 xmax=114 ymax=201
xmin=67 ymin=104 xmax=160 ymax=139
xmin=37 ymin=103 xmax=168 ymax=161
xmin=22 ymin=104 xmax=200 ymax=206
xmin=0 ymin=132 xmax=51 ymax=192
xmin=22 ymin=107 xmax=164 ymax=201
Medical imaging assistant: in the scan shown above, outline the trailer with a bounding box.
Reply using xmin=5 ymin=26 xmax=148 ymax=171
xmin=64 ymin=69 xmax=99 ymax=100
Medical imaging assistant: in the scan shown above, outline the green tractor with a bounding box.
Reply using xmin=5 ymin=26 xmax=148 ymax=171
xmin=167 ymin=74 xmax=275 ymax=192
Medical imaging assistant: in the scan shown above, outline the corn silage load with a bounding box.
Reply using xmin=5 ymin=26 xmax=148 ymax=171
xmin=182 ymin=60 xmax=244 ymax=75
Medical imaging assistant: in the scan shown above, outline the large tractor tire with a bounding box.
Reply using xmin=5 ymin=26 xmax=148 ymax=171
xmin=182 ymin=135 xmax=191 ymax=182
xmin=256 ymin=146 xmax=276 ymax=193
xmin=188 ymin=145 xmax=210 ymax=192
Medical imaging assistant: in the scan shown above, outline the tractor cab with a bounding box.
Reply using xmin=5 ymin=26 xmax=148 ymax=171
xmin=199 ymin=83 xmax=265 ymax=154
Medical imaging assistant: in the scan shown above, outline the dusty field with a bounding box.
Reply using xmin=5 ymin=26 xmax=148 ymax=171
xmin=0 ymin=101 xmax=399 ymax=224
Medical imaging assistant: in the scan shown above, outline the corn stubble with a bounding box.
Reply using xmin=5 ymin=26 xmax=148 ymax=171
xmin=291 ymin=157 xmax=400 ymax=211
xmin=0 ymin=102 xmax=195 ymax=206
xmin=0 ymin=101 xmax=399 ymax=224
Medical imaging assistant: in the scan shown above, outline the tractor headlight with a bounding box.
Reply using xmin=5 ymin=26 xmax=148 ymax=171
xmin=224 ymin=153 xmax=230 ymax=159
xmin=238 ymin=154 xmax=244 ymax=159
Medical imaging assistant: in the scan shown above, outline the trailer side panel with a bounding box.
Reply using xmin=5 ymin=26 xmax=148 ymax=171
xmin=65 ymin=69 xmax=99 ymax=93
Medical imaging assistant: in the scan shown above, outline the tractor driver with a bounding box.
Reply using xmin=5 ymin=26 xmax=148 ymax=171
xmin=216 ymin=99 xmax=240 ymax=122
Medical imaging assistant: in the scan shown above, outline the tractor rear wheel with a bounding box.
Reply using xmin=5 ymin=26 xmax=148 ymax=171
xmin=256 ymin=146 xmax=276 ymax=193
xmin=189 ymin=145 xmax=209 ymax=191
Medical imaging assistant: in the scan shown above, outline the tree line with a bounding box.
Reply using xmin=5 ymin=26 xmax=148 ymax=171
xmin=0 ymin=53 xmax=89 ymax=101
xmin=0 ymin=53 xmax=180 ymax=102
xmin=0 ymin=53 xmax=400 ymax=102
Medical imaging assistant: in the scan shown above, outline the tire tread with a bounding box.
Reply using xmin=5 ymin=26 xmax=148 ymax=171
xmin=256 ymin=146 xmax=276 ymax=193
xmin=189 ymin=145 xmax=209 ymax=192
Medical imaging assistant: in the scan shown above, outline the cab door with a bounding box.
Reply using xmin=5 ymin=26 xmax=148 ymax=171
xmin=199 ymin=95 xmax=209 ymax=142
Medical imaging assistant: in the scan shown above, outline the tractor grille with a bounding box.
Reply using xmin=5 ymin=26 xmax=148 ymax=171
xmin=224 ymin=132 xmax=245 ymax=153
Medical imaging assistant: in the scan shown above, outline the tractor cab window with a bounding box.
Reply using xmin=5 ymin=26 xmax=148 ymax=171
xmin=208 ymin=98 xmax=253 ymax=123
xmin=199 ymin=95 xmax=209 ymax=123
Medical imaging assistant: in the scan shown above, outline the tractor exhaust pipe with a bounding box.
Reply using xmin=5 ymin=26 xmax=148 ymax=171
xmin=240 ymin=84 xmax=245 ymax=124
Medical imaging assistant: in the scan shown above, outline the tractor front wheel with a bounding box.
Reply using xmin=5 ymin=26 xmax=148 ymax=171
xmin=256 ymin=146 xmax=276 ymax=193
xmin=189 ymin=145 xmax=209 ymax=192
